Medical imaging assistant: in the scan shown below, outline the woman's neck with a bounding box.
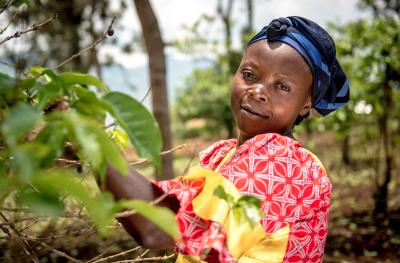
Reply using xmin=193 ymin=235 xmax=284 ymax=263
xmin=237 ymin=130 xmax=295 ymax=146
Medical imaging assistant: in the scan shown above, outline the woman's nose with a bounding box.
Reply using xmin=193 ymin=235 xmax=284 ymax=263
xmin=247 ymin=87 xmax=267 ymax=102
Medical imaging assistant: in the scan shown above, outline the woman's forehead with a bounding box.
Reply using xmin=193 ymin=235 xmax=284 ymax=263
xmin=243 ymin=40 xmax=311 ymax=74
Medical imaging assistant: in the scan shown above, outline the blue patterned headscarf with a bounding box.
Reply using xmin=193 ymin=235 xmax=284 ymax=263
xmin=248 ymin=16 xmax=350 ymax=116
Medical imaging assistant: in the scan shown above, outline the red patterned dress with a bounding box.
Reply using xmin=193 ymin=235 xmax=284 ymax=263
xmin=153 ymin=133 xmax=331 ymax=263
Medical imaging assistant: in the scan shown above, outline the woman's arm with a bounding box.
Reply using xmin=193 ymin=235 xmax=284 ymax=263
xmin=105 ymin=165 xmax=180 ymax=249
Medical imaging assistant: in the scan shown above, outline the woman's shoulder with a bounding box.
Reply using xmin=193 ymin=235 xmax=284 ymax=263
xmin=199 ymin=139 xmax=237 ymax=170
xmin=235 ymin=133 xmax=327 ymax=175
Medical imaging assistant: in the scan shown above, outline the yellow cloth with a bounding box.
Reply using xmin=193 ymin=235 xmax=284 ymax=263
xmin=177 ymin=166 xmax=289 ymax=263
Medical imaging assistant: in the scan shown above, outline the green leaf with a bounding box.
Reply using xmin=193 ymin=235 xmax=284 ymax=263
xmin=35 ymin=120 xmax=67 ymax=163
xmin=93 ymin=124 xmax=128 ymax=176
xmin=11 ymin=142 xmax=52 ymax=181
xmin=237 ymin=195 xmax=262 ymax=209
xmin=33 ymin=171 xmax=116 ymax=234
xmin=59 ymin=72 xmax=109 ymax=92
xmin=66 ymin=112 xmax=103 ymax=170
xmin=102 ymin=92 xmax=162 ymax=172
xmin=35 ymin=82 xmax=63 ymax=110
xmin=0 ymin=72 xmax=15 ymax=94
xmin=213 ymin=185 xmax=234 ymax=205
xmin=1 ymin=103 xmax=41 ymax=146
xmin=69 ymin=85 xmax=107 ymax=122
xmin=63 ymin=111 xmax=127 ymax=176
xmin=30 ymin=66 xmax=58 ymax=80
xmin=109 ymin=129 xmax=130 ymax=150
xmin=21 ymin=191 xmax=63 ymax=217
xmin=235 ymin=195 xmax=262 ymax=228
xmin=118 ymin=199 xmax=179 ymax=240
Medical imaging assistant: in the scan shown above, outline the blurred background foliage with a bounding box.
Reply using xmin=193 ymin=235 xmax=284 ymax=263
xmin=0 ymin=0 xmax=399 ymax=262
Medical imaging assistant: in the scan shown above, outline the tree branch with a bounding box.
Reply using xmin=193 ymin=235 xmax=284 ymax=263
xmin=90 ymin=246 xmax=142 ymax=263
xmin=0 ymin=14 xmax=57 ymax=46
xmin=52 ymin=16 xmax=116 ymax=70
xmin=0 ymin=0 xmax=13 ymax=16
xmin=111 ymin=253 xmax=175 ymax=262
xmin=129 ymin=144 xmax=186 ymax=166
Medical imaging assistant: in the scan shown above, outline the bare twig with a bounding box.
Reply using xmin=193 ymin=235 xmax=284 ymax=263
xmin=181 ymin=144 xmax=199 ymax=176
xmin=0 ymin=14 xmax=57 ymax=46
xmin=115 ymin=187 xmax=173 ymax=219
xmin=90 ymin=246 xmax=142 ymax=263
xmin=0 ymin=206 xmax=31 ymax=212
xmin=111 ymin=253 xmax=175 ymax=262
xmin=130 ymin=144 xmax=186 ymax=166
xmin=52 ymin=16 xmax=116 ymax=70
xmin=39 ymin=241 xmax=81 ymax=263
xmin=0 ymin=60 xmax=14 ymax=67
xmin=137 ymin=249 xmax=150 ymax=259
xmin=0 ymin=212 xmax=39 ymax=263
xmin=0 ymin=217 xmax=38 ymax=227
xmin=86 ymin=244 xmax=115 ymax=263
xmin=0 ymin=0 xmax=13 ymax=16
xmin=104 ymin=121 xmax=117 ymax=129
xmin=0 ymin=12 xmax=17 ymax=34
xmin=140 ymin=86 xmax=152 ymax=103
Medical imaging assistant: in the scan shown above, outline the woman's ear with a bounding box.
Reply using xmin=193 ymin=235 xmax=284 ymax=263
xmin=300 ymin=95 xmax=312 ymax=116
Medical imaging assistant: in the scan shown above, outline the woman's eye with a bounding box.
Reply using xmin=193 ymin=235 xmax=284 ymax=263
xmin=241 ymin=70 xmax=256 ymax=81
xmin=276 ymin=83 xmax=290 ymax=92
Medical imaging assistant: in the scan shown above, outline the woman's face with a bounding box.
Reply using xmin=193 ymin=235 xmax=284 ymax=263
xmin=230 ymin=40 xmax=313 ymax=145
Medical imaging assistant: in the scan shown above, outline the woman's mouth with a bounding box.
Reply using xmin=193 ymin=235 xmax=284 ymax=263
xmin=240 ymin=105 xmax=270 ymax=119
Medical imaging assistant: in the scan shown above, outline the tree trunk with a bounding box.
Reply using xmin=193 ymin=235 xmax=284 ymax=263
xmin=217 ymin=0 xmax=234 ymax=52
xmin=342 ymin=132 xmax=350 ymax=165
xmin=373 ymin=80 xmax=392 ymax=221
xmin=133 ymin=0 xmax=174 ymax=180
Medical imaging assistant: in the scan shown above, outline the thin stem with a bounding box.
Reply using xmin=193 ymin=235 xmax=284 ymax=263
xmin=52 ymin=16 xmax=116 ymax=70
xmin=0 ymin=14 xmax=57 ymax=46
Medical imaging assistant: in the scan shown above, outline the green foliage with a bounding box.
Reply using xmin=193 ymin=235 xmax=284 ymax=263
xmin=118 ymin=199 xmax=179 ymax=240
xmin=213 ymin=185 xmax=262 ymax=228
xmin=103 ymin=92 xmax=162 ymax=172
xmin=175 ymin=67 xmax=235 ymax=138
xmin=0 ymin=66 xmax=173 ymax=237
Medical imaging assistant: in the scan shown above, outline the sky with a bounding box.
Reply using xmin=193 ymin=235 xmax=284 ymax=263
xmin=102 ymin=0 xmax=369 ymax=68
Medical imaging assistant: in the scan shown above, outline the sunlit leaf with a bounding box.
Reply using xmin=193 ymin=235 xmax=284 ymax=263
xmin=102 ymin=92 xmax=162 ymax=172
xmin=30 ymin=66 xmax=58 ymax=80
xmin=109 ymin=129 xmax=130 ymax=150
xmin=1 ymin=103 xmax=41 ymax=145
xmin=118 ymin=199 xmax=179 ymax=240
xmin=59 ymin=72 xmax=109 ymax=92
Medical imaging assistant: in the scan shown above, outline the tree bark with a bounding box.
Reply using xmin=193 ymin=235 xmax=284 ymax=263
xmin=373 ymin=80 xmax=393 ymax=221
xmin=217 ymin=0 xmax=234 ymax=52
xmin=133 ymin=0 xmax=174 ymax=180
xmin=342 ymin=133 xmax=350 ymax=165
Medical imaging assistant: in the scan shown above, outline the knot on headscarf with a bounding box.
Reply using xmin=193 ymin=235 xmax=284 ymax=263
xmin=248 ymin=16 xmax=350 ymax=116
xmin=267 ymin=18 xmax=290 ymax=40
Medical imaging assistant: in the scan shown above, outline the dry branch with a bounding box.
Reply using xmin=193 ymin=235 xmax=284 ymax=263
xmin=0 ymin=14 xmax=57 ymax=46
xmin=129 ymin=144 xmax=186 ymax=166
xmin=111 ymin=253 xmax=175 ymax=262
xmin=0 ymin=0 xmax=13 ymax=16
xmin=52 ymin=16 xmax=116 ymax=70
xmin=90 ymin=246 xmax=142 ymax=263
